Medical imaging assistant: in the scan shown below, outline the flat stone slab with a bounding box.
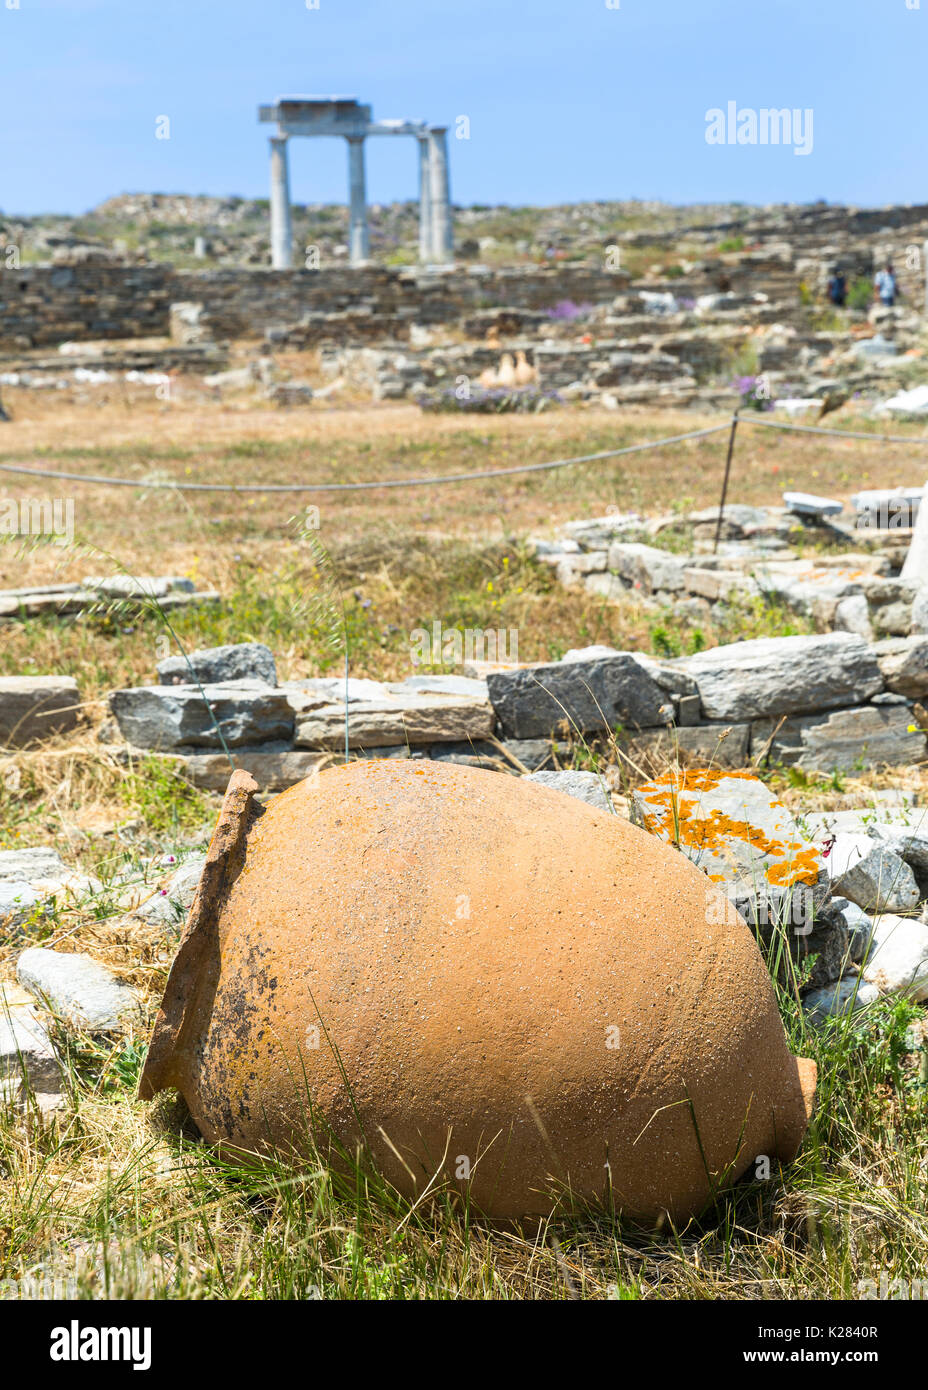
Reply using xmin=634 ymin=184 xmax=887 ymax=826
xmin=861 ymin=914 xmax=928 ymax=1001
xmin=632 ymin=769 xmax=824 ymax=930
xmin=0 ymin=581 xmax=217 ymax=620
xmin=526 ymin=770 xmax=612 ymax=813
xmin=393 ymin=675 xmax=490 ymax=699
xmin=0 ymin=676 xmax=80 ymax=747
xmin=109 ymin=681 xmax=294 ymax=751
xmin=681 ymin=634 xmax=883 ymax=722
xmin=783 ymin=491 xmax=843 ymax=518
xmin=84 ymin=575 xmax=195 ymax=599
xmin=751 ymin=705 xmax=927 ymax=772
xmin=681 ymin=567 xmax=757 ymax=602
xmin=487 ymin=653 xmax=670 ymax=740
xmin=295 ymin=693 xmax=494 ymax=750
xmin=17 ymin=947 xmax=143 ymax=1033
xmin=180 ymin=748 xmax=331 ymax=792
xmin=157 ymin=641 xmax=277 ymax=687
xmin=281 ymin=676 xmax=392 ymax=714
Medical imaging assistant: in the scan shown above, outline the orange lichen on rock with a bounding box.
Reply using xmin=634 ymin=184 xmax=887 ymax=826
xmin=633 ymin=769 xmax=824 ymax=891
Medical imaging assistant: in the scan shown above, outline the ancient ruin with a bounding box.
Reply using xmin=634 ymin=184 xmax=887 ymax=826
xmin=257 ymin=97 xmax=453 ymax=267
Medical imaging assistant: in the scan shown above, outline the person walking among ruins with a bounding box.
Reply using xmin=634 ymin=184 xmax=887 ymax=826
xmin=827 ymin=266 xmax=847 ymax=307
xmin=875 ymin=262 xmax=898 ymax=307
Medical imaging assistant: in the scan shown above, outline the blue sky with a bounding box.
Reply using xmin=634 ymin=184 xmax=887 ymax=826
xmin=0 ymin=0 xmax=924 ymax=215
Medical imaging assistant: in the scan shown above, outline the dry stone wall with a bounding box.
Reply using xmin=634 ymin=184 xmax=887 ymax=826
xmin=0 ymin=263 xmax=628 ymax=351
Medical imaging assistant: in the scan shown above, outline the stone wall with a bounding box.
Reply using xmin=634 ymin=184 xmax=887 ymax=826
xmin=0 ymin=263 xmax=629 ymax=351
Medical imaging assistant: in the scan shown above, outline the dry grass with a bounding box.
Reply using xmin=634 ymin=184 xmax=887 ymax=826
xmin=2 ymin=388 xmax=927 ymax=1301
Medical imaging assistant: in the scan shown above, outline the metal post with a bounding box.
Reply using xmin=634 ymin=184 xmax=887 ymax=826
xmin=713 ymin=411 xmax=740 ymax=555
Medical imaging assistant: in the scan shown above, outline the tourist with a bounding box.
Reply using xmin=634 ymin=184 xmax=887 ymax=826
xmin=875 ymin=262 xmax=898 ymax=307
xmin=827 ymin=266 xmax=847 ymax=306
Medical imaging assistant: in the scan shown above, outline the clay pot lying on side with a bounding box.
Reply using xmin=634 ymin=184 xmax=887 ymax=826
xmin=140 ymin=761 xmax=816 ymax=1222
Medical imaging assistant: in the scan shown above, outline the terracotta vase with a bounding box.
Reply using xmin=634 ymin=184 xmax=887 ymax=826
xmin=140 ymin=761 xmax=816 ymax=1222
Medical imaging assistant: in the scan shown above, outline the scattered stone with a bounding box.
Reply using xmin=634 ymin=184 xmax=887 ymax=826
xmin=752 ymin=704 xmax=925 ymax=772
xmin=131 ymin=854 xmax=207 ymax=926
xmin=802 ymin=976 xmax=880 ymax=1025
xmin=865 ymin=817 xmax=928 ymax=873
xmin=631 ymin=769 xmax=826 ymax=952
xmin=0 ymin=981 xmax=63 ymax=1104
xmin=824 ymin=834 xmax=919 ymax=914
xmin=0 ymin=676 xmax=80 ymax=747
xmin=17 ymin=947 xmax=143 ymax=1033
xmin=827 ymin=897 xmax=876 ymax=963
xmin=628 ymin=721 xmax=751 ymax=768
xmin=861 ymin=914 xmax=928 ymax=1001
xmin=606 ymin=542 xmax=686 ymax=593
xmin=0 ymin=848 xmax=97 ymax=924
xmin=108 ymin=681 xmax=294 ymax=751
xmin=526 ymin=770 xmax=612 ymax=813
xmin=156 ymin=642 xmax=277 ymax=687
xmin=280 ymin=676 xmax=392 ymax=711
xmin=873 ymin=636 xmax=928 ymax=698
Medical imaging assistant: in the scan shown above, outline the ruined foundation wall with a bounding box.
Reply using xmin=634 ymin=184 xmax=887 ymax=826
xmin=0 ymin=264 xmax=628 ymax=350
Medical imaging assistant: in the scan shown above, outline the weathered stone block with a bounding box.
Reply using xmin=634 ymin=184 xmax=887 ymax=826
xmin=109 ymin=681 xmax=294 ymax=751
xmin=487 ymin=653 xmax=670 ymax=740
xmin=872 ymin=636 xmax=928 ymax=699
xmin=862 ymin=914 xmax=928 ymax=1001
xmin=682 ymin=634 xmax=883 ymax=721
xmin=0 ymin=676 xmax=80 ymax=747
xmin=181 ymin=748 xmax=330 ymax=792
xmin=295 ymin=694 xmax=494 ymax=750
xmin=824 ymin=834 xmax=919 ymax=914
xmin=607 ymin=542 xmax=685 ymax=593
xmin=157 ymin=642 xmax=277 ymax=687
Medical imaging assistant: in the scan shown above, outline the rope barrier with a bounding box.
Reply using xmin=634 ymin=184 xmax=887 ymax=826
xmin=738 ymin=416 xmax=928 ymax=445
xmin=0 ymin=424 xmax=730 ymax=494
xmin=0 ymin=411 xmax=925 ymax=498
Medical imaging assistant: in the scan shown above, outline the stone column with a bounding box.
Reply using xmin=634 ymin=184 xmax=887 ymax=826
xmin=269 ymin=136 xmax=293 ymax=269
xmin=417 ymin=135 xmax=433 ymax=263
xmin=347 ymin=137 xmax=370 ymax=266
xmin=923 ymin=240 xmax=928 ymax=312
xmin=428 ymin=127 xmax=454 ymax=264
